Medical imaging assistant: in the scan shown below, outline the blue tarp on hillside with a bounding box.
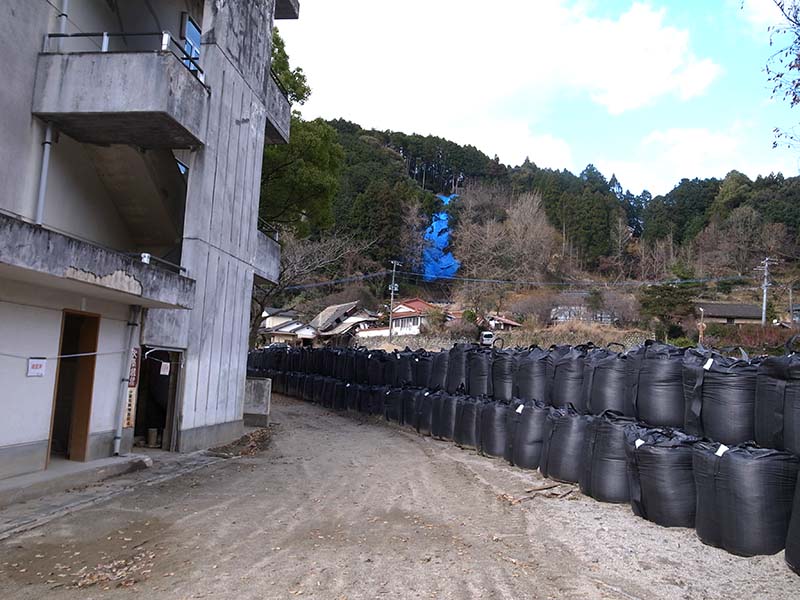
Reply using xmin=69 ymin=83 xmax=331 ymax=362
xmin=422 ymin=194 xmax=460 ymax=281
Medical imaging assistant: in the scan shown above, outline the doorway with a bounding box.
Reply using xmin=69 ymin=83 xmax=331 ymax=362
xmin=134 ymin=348 xmax=181 ymax=451
xmin=50 ymin=311 xmax=100 ymax=462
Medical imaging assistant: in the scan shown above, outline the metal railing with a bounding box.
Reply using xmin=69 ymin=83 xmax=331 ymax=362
xmin=126 ymin=252 xmax=187 ymax=274
xmin=270 ymin=68 xmax=290 ymax=101
xmin=43 ymin=31 xmax=210 ymax=91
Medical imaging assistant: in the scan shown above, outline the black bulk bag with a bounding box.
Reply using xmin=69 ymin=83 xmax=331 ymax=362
xmin=755 ymin=352 xmax=800 ymax=455
xmin=295 ymin=373 xmax=307 ymax=400
xmin=384 ymin=388 xmax=403 ymax=423
xmin=480 ymin=401 xmax=512 ymax=458
xmin=429 ymin=350 xmax=450 ymax=391
xmin=539 ymin=405 xmax=592 ymax=484
xmin=504 ymin=400 xmax=522 ymax=463
xmin=342 ymin=350 xmax=357 ymax=383
xmin=367 ymin=351 xmax=388 ymax=387
xmin=514 ymin=346 xmax=549 ymax=402
xmin=786 ymin=470 xmax=800 ymax=575
xmin=413 ymin=353 xmax=434 ymax=389
xmin=431 ymin=392 xmax=458 ymax=441
xmin=454 ymin=396 xmax=483 ymax=450
xmin=333 ymin=381 xmax=347 ymax=410
xmin=415 ymin=391 xmax=434 ymax=436
xmin=511 ymin=400 xmax=549 ymax=470
xmin=693 ymin=442 xmax=800 ymax=556
xmin=627 ymin=341 xmax=686 ymax=427
xmin=492 ymin=350 xmax=516 ymax=403
xmin=354 ymin=350 xmax=370 ymax=384
xmin=446 ymin=343 xmax=471 ymax=393
xmin=344 ymin=383 xmax=359 ymax=411
xmin=356 ymin=385 xmax=372 ymax=413
xmin=402 ymin=388 xmax=420 ymax=429
xmin=302 ymin=374 xmax=315 ymax=403
xmin=467 ymin=349 xmax=493 ymax=397
xmin=369 ymin=386 xmax=389 ymax=416
xmin=683 ymin=348 xmax=759 ymax=445
xmin=321 ymin=377 xmax=337 ymax=408
xmin=312 ymin=376 xmax=326 ymax=405
xmin=395 ymin=350 xmax=415 ymax=387
xmin=549 ymin=345 xmax=590 ymax=413
xmin=583 ymin=346 xmax=629 ymax=415
xmin=286 ymin=372 xmax=299 ymax=398
xmin=579 ymin=411 xmax=635 ymax=503
xmin=625 ymin=426 xmax=700 ymax=528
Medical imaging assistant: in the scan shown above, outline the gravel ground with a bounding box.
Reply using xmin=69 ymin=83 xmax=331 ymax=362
xmin=1 ymin=395 xmax=798 ymax=599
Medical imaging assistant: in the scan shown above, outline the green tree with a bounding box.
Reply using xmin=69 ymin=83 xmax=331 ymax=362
xmin=639 ymin=284 xmax=698 ymax=328
xmin=271 ymin=28 xmax=310 ymax=105
xmin=260 ymin=117 xmax=344 ymax=236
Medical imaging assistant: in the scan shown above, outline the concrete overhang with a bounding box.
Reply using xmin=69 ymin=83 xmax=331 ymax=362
xmin=32 ymin=52 xmax=209 ymax=148
xmin=253 ymin=231 xmax=280 ymax=284
xmin=0 ymin=214 xmax=195 ymax=309
xmin=275 ymin=0 xmax=300 ymax=19
xmin=265 ymin=74 xmax=292 ymax=144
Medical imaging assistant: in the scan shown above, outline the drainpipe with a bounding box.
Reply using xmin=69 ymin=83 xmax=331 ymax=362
xmin=57 ymin=0 xmax=69 ymax=50
xmin=34 ymin=124 xmax=54 ymax=225
xmin=113 ymin=305 xmax=142 ymax=455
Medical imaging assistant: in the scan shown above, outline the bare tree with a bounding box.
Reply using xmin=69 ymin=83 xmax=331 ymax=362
xmin=249 ymin=231 xmax=375 ymax=346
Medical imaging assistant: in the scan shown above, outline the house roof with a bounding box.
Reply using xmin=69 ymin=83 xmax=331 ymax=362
xmin=394 ymin=298 xmax=436 ymax=316
xmin=261 ymin=307 xmax=299 ymax=318
xmin=260 ymin=320 xmax=317 ymax=336
xmin=696 ymin=303 xmax=762 ymax=319
xmin=309 ymin=301 xmax=359 ymax=331
xmin=318 ymin=315 xmax=377 ymax=337
xmin=487 ymin=314 xmax=522 ymax=327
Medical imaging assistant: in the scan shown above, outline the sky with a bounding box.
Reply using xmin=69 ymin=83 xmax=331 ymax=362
xmin=279 ymin=0 xmax=800 ymax=196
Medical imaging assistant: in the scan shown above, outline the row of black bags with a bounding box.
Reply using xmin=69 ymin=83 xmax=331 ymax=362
xmin=262 ymin=367 xmax=800 ymax=574
xmin=250 ymin=340 xmax=800 ymax=452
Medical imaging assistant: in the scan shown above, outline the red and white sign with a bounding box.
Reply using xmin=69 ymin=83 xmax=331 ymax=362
xmin=27 ymin=358 xmax=47 ymax=377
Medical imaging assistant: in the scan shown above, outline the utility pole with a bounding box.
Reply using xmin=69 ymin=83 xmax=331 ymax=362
xmin=388 ymin=260 xmax=402 ymax=344
xmin=755 ymin=257 xmax=779 ymax=327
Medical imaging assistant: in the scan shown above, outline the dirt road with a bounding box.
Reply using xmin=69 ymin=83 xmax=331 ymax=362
xmin=2 ymin=396 xmax=798 ymax=599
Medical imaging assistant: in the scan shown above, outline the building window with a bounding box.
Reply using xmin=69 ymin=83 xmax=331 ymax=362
xmin=181 ymin=13 xmax=202 ymax=71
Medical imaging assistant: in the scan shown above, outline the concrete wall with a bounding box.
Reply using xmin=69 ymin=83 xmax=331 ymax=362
xmin=244 ymin=377 xmax=271 ymax=427
xmin=0 ymin=278 xmax=132 ymax=479
xmin=146 ymin=0 xmax=283 ymax=450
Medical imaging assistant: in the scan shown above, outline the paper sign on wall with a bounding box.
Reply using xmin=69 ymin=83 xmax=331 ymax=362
xmin=160 ymin=361 xmax=171 ymax=376
xmin=27 ymin=357 xmax=47 ymax=377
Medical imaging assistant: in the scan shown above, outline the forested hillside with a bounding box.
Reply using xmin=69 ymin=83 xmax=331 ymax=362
xmin=254 ymin=27 xmax=800 ymax=347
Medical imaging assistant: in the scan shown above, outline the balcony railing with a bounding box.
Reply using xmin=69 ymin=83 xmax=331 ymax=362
xmin=270 ymin=68 xmax=290 ymax=101
xmin=43 ymin=31 xmax=210 ymax=92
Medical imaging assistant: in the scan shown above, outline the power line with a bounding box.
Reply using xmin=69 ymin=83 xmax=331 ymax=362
xmin=394 ymin=270 xmax=749 ymax=288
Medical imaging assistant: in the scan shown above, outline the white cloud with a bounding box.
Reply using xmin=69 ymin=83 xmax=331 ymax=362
xmin=737 ymin=0 xmax=786 ymax=32
xmin=595 ymin=124 xmax=799 ymax=195
xmin=280 ymin=1 xmax=719 ymax=164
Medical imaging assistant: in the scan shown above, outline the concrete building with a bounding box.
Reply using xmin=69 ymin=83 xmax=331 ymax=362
xmin=0 ymin=0 xmax=298 ymax=479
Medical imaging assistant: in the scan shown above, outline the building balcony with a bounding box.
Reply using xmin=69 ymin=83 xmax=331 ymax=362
xmin=32 ymin=32 xmax=209 ymax=149
xmin=253 ymin=229 xmax=281 ymax=284
xmin=275 ymin=0 xmax=301 ymax=20
xmin=265 ymin=70 xmax=292 ymax=144
xmin=0 ymin=214 xmax=195 ymax=309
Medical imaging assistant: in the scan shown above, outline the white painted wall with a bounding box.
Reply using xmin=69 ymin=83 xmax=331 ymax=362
xmin=0 ymin=278 xmax=131 ymax=451
xmin=0 ymin=301 xmax=62 ymax=446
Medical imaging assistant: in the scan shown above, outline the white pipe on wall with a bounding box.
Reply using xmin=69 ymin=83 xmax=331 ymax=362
xmin=34 ymin=123 xmax=54 ymax=226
